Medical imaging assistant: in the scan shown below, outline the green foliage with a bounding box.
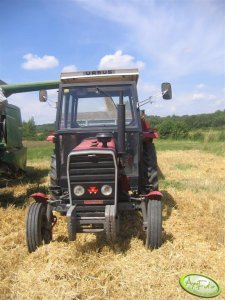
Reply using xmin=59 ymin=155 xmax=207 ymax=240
xmin=155 ymin=139 xmax=225 ymax=157
xmin=22 ymin=121 xmax=55 ymax=141
xmin=22 ymin=117 xmax=37 ymax=140
xmin=24 ymin=141 xmax=53 ymax=160
xmin=150 ymin=110 xmax=225 ymax=129
xmin=158 ymin=119 xmax=188 ymax=139
xmin=147 ymin=110 xmax=225 ymax=140
xmin=188 ymin=131 xmax=205 ymax=141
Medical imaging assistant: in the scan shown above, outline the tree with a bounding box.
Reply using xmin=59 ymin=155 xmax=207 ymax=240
xmin=158 ymin=119 xmax=188 ymax=139
xmin=22 ymin=117 xmax=37 ymax=140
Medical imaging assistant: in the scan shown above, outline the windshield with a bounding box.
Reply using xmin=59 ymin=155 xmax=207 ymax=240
xmin=59 ymin=84 xmax=135 ymax=129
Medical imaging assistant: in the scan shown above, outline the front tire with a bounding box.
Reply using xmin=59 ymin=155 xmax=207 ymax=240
xmin=26 ymin=202 xmax=52 ymax=253
xmin=67 ymin=216 xmax=77 ymax=241
xmin=146 ymin=200 xmax=162 ymax=249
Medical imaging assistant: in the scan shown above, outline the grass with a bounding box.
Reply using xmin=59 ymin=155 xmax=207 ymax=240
xmin=23 ymin=140 xmax=53 ymax=161
xmin=0 ymin=140 xmax=225 ymax=299
xmin=155 ymin=139 xmax=225 ymax=157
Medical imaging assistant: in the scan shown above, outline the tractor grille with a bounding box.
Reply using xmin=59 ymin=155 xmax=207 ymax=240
xmin=67 ymin=151 xmax=116 ymax=203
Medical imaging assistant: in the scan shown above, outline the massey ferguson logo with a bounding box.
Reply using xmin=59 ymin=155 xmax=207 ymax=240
xmin=84 ymin=70 xmax=114 ymax=75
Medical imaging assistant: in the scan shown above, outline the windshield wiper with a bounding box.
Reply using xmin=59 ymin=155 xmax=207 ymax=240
xmin=95 ymin=87 xmax=117 ymax=109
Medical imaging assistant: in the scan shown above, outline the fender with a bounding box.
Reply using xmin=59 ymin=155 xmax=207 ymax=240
xmin=141 ymin=115 xmax=159 ymax=140
xmin=141 ymin=191 xmax=163 ymax=200
xmin=143 ymin=129 xmax=159 ymax=140
xmin=31 ymin=192 xmax=49 ymax=202
xmin=46 ymin=131 xmax=55 ymax=143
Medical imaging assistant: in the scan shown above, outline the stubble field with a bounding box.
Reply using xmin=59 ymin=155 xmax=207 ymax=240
xmin=0 ymin=141 xmax=224 ymax=299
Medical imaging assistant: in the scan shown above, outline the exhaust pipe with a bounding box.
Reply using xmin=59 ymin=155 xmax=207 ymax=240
xmin=117 ymin=92 xmax=125 ymax=154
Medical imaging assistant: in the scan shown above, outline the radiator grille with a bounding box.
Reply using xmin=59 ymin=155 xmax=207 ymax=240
xmin=68 ymin=151 xmax=116 ymax=202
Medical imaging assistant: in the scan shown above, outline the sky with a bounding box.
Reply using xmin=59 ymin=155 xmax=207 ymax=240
xmin=0 ymin=0 xmax=225 ymax=124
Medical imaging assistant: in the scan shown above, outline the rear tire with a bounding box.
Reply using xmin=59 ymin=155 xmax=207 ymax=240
xmin=146 ymin=199 xmax=162 ymax=249
xmin=143 ymin=142 xmax=158 ymax=191
xmin=49 ymin=154 xmax=58 ymax=199
xmin=50 ymin=154 xmax=57 ymax=187
xmin=26 ymin=202 xmax=52 ymax=253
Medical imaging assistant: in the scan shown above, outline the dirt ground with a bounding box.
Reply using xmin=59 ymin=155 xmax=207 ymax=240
xmin=0 ymin=150 xmax=224 ymax=299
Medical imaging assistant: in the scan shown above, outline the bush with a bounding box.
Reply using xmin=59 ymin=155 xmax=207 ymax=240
xmin=217 ymin=131 xmax=225 ymax=142
xmin=158 ymin=119 xmax=189 ymax=139
xmin=189 ymin=131 xmax=205 ymax=141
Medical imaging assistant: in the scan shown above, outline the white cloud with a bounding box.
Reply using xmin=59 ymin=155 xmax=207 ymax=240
xmin=192 ymin=93 xmax=217 ymax=101
xmin=192 ymin=93 xmax=205 ymax=100
xmin=77 ymin=0 xmax=225 ymax=78
xmin=98 ymin=50 xmax=145 ymax=70
xmin=62 ymin=65 xmax=78 ymax=72
xmin=21 ymin=53 xmax=59 ymax=70
xmin=196 ymin=83 xmax=206 ymax=89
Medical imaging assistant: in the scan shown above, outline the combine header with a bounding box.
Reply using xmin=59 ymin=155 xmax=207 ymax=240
xmin=0 ymin=80 xmax=59 ymax=185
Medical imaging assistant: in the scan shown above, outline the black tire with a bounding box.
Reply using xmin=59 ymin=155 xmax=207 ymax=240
xmin=143 ymin=142 xmax=158 ymax=191
xmin=105 ymin=205 xmax=119 ymax=242
xmin=49 ymin=154 xmax=58 ymax=199
xmin=146 ymin=200 xmax=162 ymax=249
xmin=67 ymin=216 xmax=76 ymax=241
xmin=26 ymin=202 xmax=52 ymax=253
xmin=50 ymin=154 xmax=57 ymax=188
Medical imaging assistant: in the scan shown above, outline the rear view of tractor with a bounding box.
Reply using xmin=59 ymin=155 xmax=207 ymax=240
xmin=0 ymin=84 xmax=27 ymax=184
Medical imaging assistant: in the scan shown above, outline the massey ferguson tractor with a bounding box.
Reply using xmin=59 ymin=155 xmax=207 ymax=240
xmin=0 ymin=69 xmax=172 ymax=252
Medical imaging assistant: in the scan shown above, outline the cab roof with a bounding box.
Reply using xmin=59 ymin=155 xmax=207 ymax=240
xmin=60 ymin=69 xmax=139 ymax=84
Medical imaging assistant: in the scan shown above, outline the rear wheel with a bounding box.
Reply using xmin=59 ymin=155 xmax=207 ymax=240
xmin=146 ymin=199 xmax=162 ymax=249
xmin=50 ymin=154 xmax=57 ymax=187
xmin=26 ymin=202 xmax=52 ymax=253
xmin=143 ymin=142 xmax=158 ymax=191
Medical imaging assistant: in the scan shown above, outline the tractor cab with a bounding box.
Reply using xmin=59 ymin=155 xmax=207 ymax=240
xmin=53 ymin=69 xmax=142 ymax=198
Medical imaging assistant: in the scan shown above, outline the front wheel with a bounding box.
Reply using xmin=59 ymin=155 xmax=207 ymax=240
xmin=26 ymin=202 xmax=52 ymax=253
xmin=146 ymin=200 xmax=162 ymax=249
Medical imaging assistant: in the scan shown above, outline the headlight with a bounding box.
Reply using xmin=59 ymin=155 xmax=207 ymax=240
xmin=74 ymin=185 xmax=85 ymax=196
xmin=101 ymin=185 xmax=112 ymax=196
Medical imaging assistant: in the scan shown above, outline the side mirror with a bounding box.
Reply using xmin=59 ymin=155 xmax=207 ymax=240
xmin=161 ymin=83 xmax=172 ymax=100
xmin=39 ymin=90 xmax=47 ymax=102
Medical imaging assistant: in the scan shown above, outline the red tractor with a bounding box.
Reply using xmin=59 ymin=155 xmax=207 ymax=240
xmin=24 ymin=69 xmax=172 ymax=252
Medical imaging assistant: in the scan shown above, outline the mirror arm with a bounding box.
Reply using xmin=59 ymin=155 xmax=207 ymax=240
xmin=138 ymin=96 xmax=153 ymax=108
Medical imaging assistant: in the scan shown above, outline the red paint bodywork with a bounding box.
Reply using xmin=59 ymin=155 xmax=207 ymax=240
xmin=46 ymin=131 xmax=55 ymax=143
xmin=141 ymin=191 xmax=163 ymax=200
xmin=141 ymin=118 xmax=159 ymax=140
xmin=73 ymin=138 xmax=116 ymax=151
xmin=31 ymin=192 xmax=49 ymax=202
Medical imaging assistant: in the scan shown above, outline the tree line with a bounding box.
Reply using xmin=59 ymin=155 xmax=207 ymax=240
xmin=22 ymin=109 xmax=225 ymax=141
xmin=147 ymin=110 xmax=225 ymax=140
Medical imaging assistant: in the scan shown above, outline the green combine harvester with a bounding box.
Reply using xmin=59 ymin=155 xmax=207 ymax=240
xmin=0 ymin=80 xmax=59 ymax=186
